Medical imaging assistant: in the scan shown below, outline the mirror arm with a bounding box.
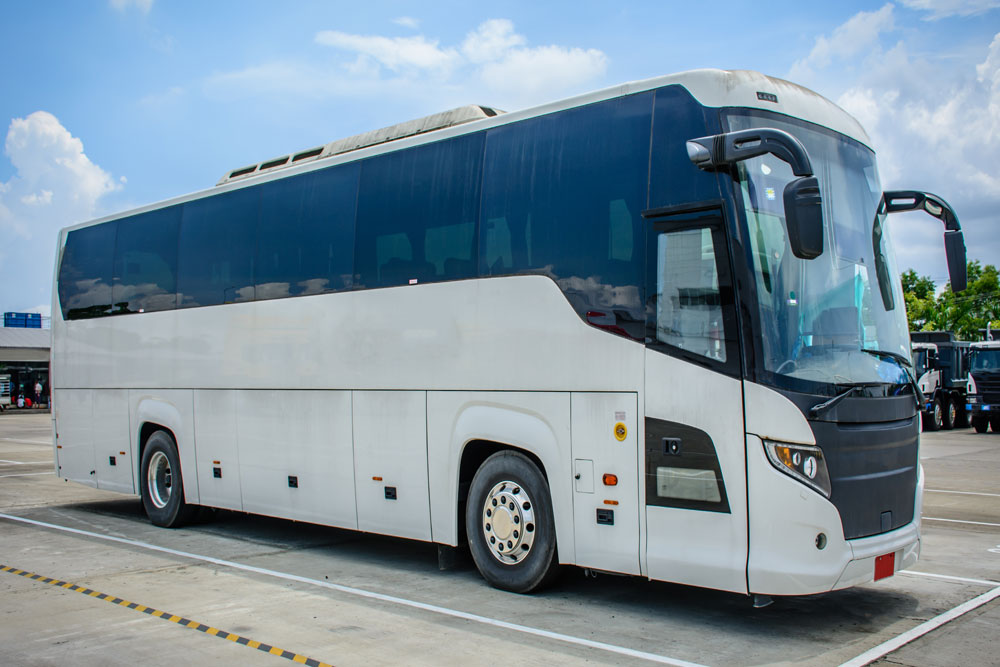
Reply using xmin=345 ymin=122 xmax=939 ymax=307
xmin=883 ymin=190 xmax=967 ymax=292
xmin=883 ymin=190 xmax=961 ymax=232
xmin=687 ymin=128 xmax=814 ymax=176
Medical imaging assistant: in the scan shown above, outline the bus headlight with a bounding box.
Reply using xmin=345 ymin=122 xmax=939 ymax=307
xmin=763 ymin=440 xmax=832 ymax=498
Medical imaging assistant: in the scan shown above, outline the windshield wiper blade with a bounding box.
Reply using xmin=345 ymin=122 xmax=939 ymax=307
xmin=861 ymin=348 xmax=924 ymax=408
xmin=809 ymin=385 xmax=863 ymax=419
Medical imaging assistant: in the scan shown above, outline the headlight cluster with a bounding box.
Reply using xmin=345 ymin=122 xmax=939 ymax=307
xmin=764 ymin=440 xmax=832 ymax=497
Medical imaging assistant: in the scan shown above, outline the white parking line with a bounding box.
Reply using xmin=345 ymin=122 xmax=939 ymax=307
xmin=0 ymin=471 xmax=54 ymax=479
xmin=923 ymin=517 xmax=1000 ymax=528
xmin=0 ymin=512 xmax=705 ymax=667
xmin=0 ymin=459 xmax=28 ymax=465
xmin=0 ymin=438 xmax=53 ymax=445
xmin=838 ymin=585 xmax=1000 ymax=667
xmin=902 ymin=570 xmax=999 ymax=587
xmin=925 ymin=489 xmax=1000 ymax=498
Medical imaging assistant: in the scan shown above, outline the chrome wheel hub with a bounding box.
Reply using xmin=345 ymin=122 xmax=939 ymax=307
xmin=147 ymin=451 xmax=172 ymax=509
xmin=482 ymin=481 xmax=536 ymax=565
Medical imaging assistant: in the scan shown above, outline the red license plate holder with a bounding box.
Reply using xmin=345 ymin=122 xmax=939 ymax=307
xmin=874 ymin=552 xmax=896 ymax=581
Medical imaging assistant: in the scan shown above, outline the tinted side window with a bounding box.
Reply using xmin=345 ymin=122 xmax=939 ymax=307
xmin=178 ymin=188 xmax=258 ymax=308
xmin=257 ymin=163 xmax=359 ymax=300
xmin=480 ymin=93 xmax=653 ymax=340
xmin=112 ymin=206 xmax=180 ymax=314
xmin=355 ymin=132 xmax=484 ymax=288
xmin=58 ymin=222 xmax=117 ymax=320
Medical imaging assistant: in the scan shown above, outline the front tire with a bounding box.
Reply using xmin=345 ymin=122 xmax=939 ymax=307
xmin=973 ymin=415 xmax=989 ymax=433
xmin=466 ymin=451 xmax=559 ymax=593
xmin=923 ymin=400 xmax=943 ymax=432
xmin=991 ymin=415 xmax=1000 ymax=433
xmin=953 ymin=398 xmax=969 ymax=428
xmin=140 ymin=431 xmax=195 ymax=527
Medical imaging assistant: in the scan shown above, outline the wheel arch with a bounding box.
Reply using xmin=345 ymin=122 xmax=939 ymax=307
xmin=427 ymin=396 xmax=574 ymax=564
xmin=133 ymin=395 xmax=199 ymax=504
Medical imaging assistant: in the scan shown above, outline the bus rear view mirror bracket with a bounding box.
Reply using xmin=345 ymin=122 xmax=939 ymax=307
xmin=687 ymin=127 xmax=824 ymax=260
xmin=883 ymin=190 xmax=967 ymax=292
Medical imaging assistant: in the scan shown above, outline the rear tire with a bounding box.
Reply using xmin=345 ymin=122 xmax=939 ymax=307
xmin=991 ymin=415 xmax=1000 ymax=433
xmin=466 ymin=451 xmax=560 ymax=593
xmin=942 ymin=398 xmax=955 ymax=430
xmin=973 ymin=415 xmax=989 ymax=433
xmin=140 ymin=431 xmax=196 ymax=527
xmin=953 ymin=398 xmax=969 ymax=428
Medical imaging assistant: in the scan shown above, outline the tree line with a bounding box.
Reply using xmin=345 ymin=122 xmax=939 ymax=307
xmin=902 ymin=261 xmax=1000 ymax=340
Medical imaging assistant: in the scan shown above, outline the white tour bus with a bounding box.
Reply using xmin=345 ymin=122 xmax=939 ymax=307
xmin=52 ymin=69 xmax=967 ymax=599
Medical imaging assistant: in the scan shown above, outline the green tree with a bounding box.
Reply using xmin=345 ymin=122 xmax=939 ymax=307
xmin=901 ymin=261 xmax=1000 ymax=339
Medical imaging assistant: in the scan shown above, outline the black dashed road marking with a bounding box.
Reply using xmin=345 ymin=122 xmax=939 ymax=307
xmin=1 ymin=564 xmax=333 ymax=667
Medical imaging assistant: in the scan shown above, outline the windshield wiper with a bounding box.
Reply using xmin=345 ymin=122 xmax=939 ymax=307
xmin=861 ymin=348 xmax=924 ymax=408
xmin=809 ymin=385 xmax=863 ymax=419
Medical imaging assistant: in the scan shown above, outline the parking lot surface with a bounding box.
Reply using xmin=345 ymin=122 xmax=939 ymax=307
xmin=1 ymin=411 xmax=997 ymax=666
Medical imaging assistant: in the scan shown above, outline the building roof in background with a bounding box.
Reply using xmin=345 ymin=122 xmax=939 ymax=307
xmin=0 ymin=328 xmax=51 ymax=350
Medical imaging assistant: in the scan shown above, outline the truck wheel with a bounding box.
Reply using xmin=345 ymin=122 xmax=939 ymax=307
xmin=953 ymin=398 xmax=969 ymax=428
xmin=140 ymin=431 xmax=196 ymax=527
xmin=923 ymin=400 xmax=942 ymax=431
xmin=991 ymin=415 xmax=1000 ymax=433
xmin=941 ymin=398 xmax=955 ymax=430
xmin=973 ymin=415 xmax=989 ymax=433
xmin=466 ymin=451 xmax=560 ymax=593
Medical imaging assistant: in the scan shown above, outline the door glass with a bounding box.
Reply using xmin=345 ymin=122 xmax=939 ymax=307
xmin=655 ymin=228 xmax=726 ymax=363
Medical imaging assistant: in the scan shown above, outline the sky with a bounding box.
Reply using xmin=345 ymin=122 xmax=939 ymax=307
xmin=1 ymin=1 xmax=999 ymax=316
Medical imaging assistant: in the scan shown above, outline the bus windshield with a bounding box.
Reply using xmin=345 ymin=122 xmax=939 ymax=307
xmin=726 ymin=110 xmax=911 ymax=394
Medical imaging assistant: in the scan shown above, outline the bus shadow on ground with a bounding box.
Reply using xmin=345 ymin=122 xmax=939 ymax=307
xmin=43 ymin=496 xmax=922 ymax=646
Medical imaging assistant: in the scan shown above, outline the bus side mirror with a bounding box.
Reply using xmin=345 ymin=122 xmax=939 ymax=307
xmin=883 ymin=191 xmax=967 ymax=292
xmin=944 ymin=230 xmax=967 ymax=292
xmin=784 ymin=176 xmax=824 ymax=259
xmin=687 ymin=127 xmax=825 ymax=260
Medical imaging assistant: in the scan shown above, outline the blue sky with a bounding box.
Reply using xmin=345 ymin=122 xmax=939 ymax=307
xmin=2 ymin=1 xmax=999 ymax=315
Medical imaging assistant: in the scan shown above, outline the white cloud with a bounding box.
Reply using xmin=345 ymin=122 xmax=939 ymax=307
xmin=110 ymin=0 xmax=153 ymax=13
xmin=0 ymin=112 xmax=120 ymax=312
xmin=899 ymin=0 xmax=1000 ymax=19
xmin=315 ymin=31 xmax=460 ymax=74
xmin=789 ymin=4 xmax=895 ymax=81
xmin=834 ymin=33 xmax=1000 ymax=282
xmin=304 ymin=18 xmax=607 ymax=108
xmin=393 ymin=17 xmax=420 ymax=30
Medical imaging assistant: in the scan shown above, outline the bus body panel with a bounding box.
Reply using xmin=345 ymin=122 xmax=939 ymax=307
xmin=92 ymin=389 xmax=132 ymax=493
xmin=192 ymin=390 xmax=242 ymax=510
xmin=238 ymin=389 xmax=356 ymax=529
xmin=570 ymin=392 xmax=641 ymax=576
xmin=53 ymin=389 xmax=97 ymax=487
xmin=353 ymin=390 xmax=430 ymax=540
xmin=643 ymin=351 xmax=748 ymax=594
xmin=131 ymin=390 xmax=195 ymax=500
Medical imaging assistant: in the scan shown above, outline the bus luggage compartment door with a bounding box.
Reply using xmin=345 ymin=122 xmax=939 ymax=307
xmin=570 ymin=392 xmax=640 ymax=575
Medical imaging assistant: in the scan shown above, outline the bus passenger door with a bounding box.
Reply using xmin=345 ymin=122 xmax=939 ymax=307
xmin=643 ymin=212 xmax=748 ymax=594
xmin=570 ymin=392 xmax=640 ymax=575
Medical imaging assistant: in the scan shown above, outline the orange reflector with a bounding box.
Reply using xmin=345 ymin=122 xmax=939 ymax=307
xmin=372 ymin=476 xmax=383 ymax=481
xmin=603 ymin=499 xmax=619 ymax=505
xmin=602 ymin=473 xmax=618 ymax=486
xmin=119 ymin=451 xmax=126 ymax=456
xmin=212 ymin=460 xmax=221 ymax=465
xmin=56 ymin=445 xmax=62 ymax=449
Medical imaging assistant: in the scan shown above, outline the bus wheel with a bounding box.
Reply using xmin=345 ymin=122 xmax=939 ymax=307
xmin=140 ymin=431 xmax=195 ymax=527
xmin=942 ymin=399 xmax=956 ymax=430
xmin=466 ymin=451 xmax=560 ymax=593
xmin=973 ymin=415 xmax=989 ymax=433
